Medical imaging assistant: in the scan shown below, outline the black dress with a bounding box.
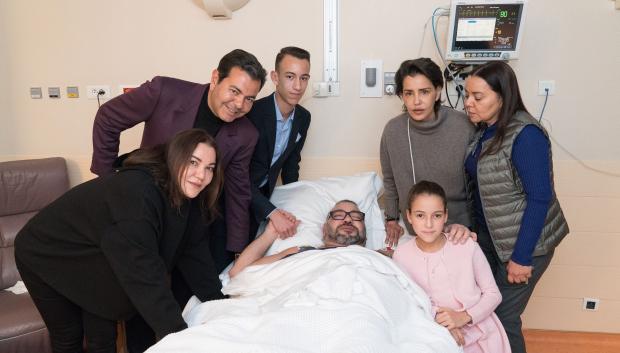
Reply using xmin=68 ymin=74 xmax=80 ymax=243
xmin=15 ymin=167 xmax=223 ymax=338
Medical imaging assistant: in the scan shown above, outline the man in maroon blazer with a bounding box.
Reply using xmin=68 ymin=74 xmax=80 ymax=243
xmin=91 ymin=49 xmax=266 ymax=269
xmin=91 ymin=49 xmax=266 ymax=352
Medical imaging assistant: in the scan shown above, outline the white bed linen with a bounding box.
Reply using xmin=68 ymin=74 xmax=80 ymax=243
xmin=265 ymin=172 xmax=386 ymax=253
xmin=147 ymin=246 xmax=461 ymax=353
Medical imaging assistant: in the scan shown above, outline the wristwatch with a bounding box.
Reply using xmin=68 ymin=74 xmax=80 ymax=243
xmin=385 ymin=216 xmax=399 ymax=222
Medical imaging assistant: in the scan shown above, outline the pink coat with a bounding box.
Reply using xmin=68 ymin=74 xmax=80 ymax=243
xmin=394 ymin=239 xmax=511 ymax=353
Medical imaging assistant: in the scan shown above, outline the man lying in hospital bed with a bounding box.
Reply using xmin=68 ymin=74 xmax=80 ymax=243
xmin=147 ymin=173 xmax=461 ymax=353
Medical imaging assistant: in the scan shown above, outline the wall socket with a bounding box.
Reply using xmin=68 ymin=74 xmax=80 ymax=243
xmin=312 ymin=81 xmax=340 ymax=97
xmin=86 ymin=85 xmax=111 ymax=99
xmin=538 ymin=80 xmax=555 ymax=96
xmin=582 ymin=297 xmax=600 ymax=311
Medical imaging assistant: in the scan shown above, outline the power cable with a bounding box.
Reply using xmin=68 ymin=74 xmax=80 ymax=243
xmin=538 ymin=88 xmax=549 ymax=122
xmin=538 ymin=94 xmax=620 ymax=178
xmin=96 ymin=89 xmax=105 ymax=108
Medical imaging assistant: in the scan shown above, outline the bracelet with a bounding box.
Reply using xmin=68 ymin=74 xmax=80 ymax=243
xmin=385 ymin=217 xmax=398 ymax=222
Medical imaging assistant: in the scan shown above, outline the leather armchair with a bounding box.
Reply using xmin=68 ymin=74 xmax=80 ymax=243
xmin=0 ymin=157 xmax=69 ymax=353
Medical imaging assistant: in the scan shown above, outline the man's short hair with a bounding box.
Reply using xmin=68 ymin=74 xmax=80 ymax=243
xmin=327 ymin=199 xmax=359 ymax=219
xmin=275 ymin=46 xmax=310 ymax=72
xmin=217 ymin=49 xmax=267 ymax=89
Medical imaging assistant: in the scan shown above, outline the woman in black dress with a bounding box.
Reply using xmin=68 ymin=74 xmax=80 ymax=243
xmin=15 ymin=129 xmax=224 ymax=353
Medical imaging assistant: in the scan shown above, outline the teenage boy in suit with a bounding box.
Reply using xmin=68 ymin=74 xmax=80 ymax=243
xmin=247 ymin=47 xmax=311 ymax=239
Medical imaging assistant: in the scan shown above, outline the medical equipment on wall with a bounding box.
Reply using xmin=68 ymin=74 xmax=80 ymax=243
xmin=444 ymin=0 xmax=528 ymax=63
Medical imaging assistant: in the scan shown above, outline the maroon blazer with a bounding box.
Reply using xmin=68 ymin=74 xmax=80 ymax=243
xmin=91 ymin=76 xmax=258 ymax=252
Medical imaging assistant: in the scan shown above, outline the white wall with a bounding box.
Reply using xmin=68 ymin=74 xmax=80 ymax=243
xmin=0 ymin=0 xmax=12 ymax=153
xmin=1 ymin=0 xmax=618 ymax=163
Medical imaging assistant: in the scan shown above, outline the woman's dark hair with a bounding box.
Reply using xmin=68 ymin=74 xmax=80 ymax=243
xmin=469 ymin=61 xmax=529 ymax=157
xmin=395 ymin=58 xmax=444 ymax=114
xmin=217 ymin=49 xmax=267 ymax=89
xmin=406 ymin=180 xmax=447 ymax=211
xmin=124 ymin=129 xmax=222 ymax=222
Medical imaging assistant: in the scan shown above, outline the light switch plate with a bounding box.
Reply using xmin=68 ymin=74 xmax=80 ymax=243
xmin=48 ymin=87 xmax=61 ymax=99
xmin=30 ymin=87 xmax=42 ymax=99
xmin=67 ymin=86 xmax=79 ymax=98
xmin=384 ymin=72 xmax=396 ymax=95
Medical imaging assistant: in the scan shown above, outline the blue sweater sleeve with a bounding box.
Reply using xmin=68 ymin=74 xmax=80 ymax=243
xmin=510 ymin=125 xmax=552 ymax=266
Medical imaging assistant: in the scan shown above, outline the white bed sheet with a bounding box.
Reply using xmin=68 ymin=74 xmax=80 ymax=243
xmin=147 ymin=246 xmax=461 ymax=353
xmin=264 ymin=172 xmax=386 ymax=253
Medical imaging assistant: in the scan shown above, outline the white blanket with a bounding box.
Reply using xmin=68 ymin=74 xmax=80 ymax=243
xmin=147 ymin=246 xmax=461 ymax=353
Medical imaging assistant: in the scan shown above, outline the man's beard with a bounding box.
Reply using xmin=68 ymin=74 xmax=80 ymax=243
xmin=325 ymin=225 xmax=366 ymax=246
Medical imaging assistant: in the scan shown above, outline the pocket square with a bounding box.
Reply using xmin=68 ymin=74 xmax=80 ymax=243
xmin=295 ymin=133 xmax=302 ymax=143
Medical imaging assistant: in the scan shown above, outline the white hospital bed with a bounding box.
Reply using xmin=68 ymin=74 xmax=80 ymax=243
xmin=146 ymin=173 xmax=460 ymax=353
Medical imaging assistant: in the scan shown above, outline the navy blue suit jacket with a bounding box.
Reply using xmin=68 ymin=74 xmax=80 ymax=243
xmin=247 ymin=93 xmax=311 ymax=221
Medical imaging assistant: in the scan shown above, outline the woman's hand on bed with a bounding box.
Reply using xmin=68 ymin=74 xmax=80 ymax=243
xmin=269 ymin=209 xmax=299 ymax=238
xmin=448 ymin=328 xmax=465 ymax=346
xmin=385 ymin=220 xmax=404 ymax=248
xmin=435 ymin=307 xmax=472 ymax=330
xmin=376 ymin=248 xmax=394 ymax=258
xmin=443 ymin=224 xmax=477 ymax=244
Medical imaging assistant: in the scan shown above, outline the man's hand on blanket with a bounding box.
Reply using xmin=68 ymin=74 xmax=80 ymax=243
xmin=443 ymin=224 xmax=477 ymax=244
xmin=435 ymin=307 xmax=472 ymax=330
xmin=449 ymin=328 xmax=465 ymax=346
xmin=229 ymin=219 xmax=306 ymax=278
xmin=385 ymin=220 xmax=404 ymax=249
xmin=269 ymin=209 xmax=300 ymax=238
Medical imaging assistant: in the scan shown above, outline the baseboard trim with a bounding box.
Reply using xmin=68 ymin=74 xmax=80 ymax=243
xmin=524 ymin=329 xmax=620 ymax=353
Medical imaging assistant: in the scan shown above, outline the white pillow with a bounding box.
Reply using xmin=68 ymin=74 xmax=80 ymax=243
xmin=264 ymin=172 xmax=386 ymax=255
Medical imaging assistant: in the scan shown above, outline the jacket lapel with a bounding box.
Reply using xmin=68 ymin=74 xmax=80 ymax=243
xmin=281 ymin=108 xmax=302 ymax=160
xmin=266 ymin=94 xmax=278 ymax=160
xmin=173 ymin=83 xmax=208 ymax=130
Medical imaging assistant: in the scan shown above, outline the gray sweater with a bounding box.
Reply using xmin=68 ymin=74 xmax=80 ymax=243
xmin=380 ymin=105 xmax=475 ymax=234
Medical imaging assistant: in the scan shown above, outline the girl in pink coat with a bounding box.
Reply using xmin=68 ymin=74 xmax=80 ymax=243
xmin=393 ymin=180 xmax=511 ymax=353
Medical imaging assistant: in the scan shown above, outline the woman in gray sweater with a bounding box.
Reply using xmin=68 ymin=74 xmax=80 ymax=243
xmin=380 ymin=58 xmax=475 ymax=247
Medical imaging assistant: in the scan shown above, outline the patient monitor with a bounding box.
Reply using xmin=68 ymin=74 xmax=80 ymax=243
xmin=445 ymin=0 xmax=527 ymax=62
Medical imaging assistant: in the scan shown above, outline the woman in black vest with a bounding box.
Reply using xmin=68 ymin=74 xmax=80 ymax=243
xmin=15 ymin=129 xmax=224 ymax=353
xmin=463 ymin=61 xmax=569 ymax=353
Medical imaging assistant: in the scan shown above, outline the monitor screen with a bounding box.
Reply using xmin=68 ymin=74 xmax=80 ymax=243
xmin=445 ymin=0 xmax=527 ymax=62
